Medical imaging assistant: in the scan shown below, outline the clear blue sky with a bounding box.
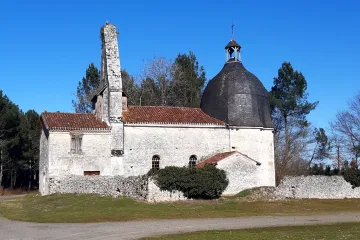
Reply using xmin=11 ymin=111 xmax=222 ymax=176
xmin=1 ymin=0 xmax=359 ymax=129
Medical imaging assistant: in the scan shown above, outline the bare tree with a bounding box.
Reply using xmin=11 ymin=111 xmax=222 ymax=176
xmin=140 ymin=56 xmax=174 ymax=106
xmin=331 ymin=92 xmax=360 ymax=167
xmin=274 ymin=117 xmax=314 ymax=183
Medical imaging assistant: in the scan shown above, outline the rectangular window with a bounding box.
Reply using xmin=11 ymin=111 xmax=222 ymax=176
xmin=84 ymin=171 xmax=100 ymax=176
xmin=70 ymin=134 xmax=83 ymax=154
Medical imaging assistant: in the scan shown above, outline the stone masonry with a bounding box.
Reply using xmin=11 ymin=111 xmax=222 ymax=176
xmin=49 ymin=175 xmax=148 ymax=200
xmin=101 ymin=23 xmax=124 ymax=156
xmin=39 ymin=22 xmax=277 ymax=200
xmin=275 ymin=175 xmax=360 ymax=199
xmin=147 ymin=179 xmax=187 ymax=202
xmin=48 ymin=175 xmax=188 ymax=202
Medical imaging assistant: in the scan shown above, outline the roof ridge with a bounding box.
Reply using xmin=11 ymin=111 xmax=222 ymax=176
xmin=42 ymin=112 xmax=96 ymax=115
xmin=128 ymin=105 xmax=202 ymax=110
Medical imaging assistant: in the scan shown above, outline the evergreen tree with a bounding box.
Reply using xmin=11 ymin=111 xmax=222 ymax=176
xmin=139 ymin=77 xmax=162 ymax=106
xmin=122 ymin=70 xmax=140 ymax=106
xmin=0 ymin=90 xmax=41 ymax=189
xmin=18 ymin=110 xmax=40 ymax=189
xmin=270 ymin=62 xmax=318 ymax=183
xmin=169 ymin=51 xmax=206 ymax=107
xmin=0 ymin=91 xmax=21 ymax=187
xmin=72 ymin=63 xmax=101 ymax=113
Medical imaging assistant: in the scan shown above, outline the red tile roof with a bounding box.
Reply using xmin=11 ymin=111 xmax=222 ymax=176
xmin=123 ymin=106 xmax=224 ymax=125
xmin=41 ymin=112 xmax=110 ymax=131
xmin=197 ymin=152 xmax=237 ymax=168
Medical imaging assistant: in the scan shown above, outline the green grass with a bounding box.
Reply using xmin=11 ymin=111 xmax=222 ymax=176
xmin=234 ymin=189 xmax=251 ymax=197
xmin=142 ymin=223 xmax=360 ymax=240
xmin=2 ymin=193 xmax=360 ymax=223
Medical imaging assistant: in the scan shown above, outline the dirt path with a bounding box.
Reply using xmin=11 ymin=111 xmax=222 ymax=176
xmin=0 ymin=194 xmax=27 ymax=201
xmin=0 ymin=212 xmax=359 ymax=240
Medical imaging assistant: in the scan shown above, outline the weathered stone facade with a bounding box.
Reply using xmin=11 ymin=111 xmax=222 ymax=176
xmin=39 ymin=130 xmax=50 ymax=195
xmin=122 ymin=124 xmax=229 ymax=176
xmin=275 ymin=175 xmax=360 ymax=199
xmin=39 ymin=22 xmax=276 ymax=200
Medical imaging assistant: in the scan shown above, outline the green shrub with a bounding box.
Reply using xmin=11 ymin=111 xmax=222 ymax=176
xmin=152 ymin=164 xmax=229 ymax=200
xmin=343 ymin=169 xmax=360 ymax=188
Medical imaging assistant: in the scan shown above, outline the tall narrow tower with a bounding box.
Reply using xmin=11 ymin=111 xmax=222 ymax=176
xmin=101 ymin=22 xmax=124 ymax=159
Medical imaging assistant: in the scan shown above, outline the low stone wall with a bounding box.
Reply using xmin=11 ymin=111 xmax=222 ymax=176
xmin=48 ymin=175 xmax=148 ymax=200
xmin=147 ymin=179 xmax=187 ymax=202
xmin=275 ymin=175 xmax=360 ymax=199
xmin=48 ymin=175 xmax=189 ymax=202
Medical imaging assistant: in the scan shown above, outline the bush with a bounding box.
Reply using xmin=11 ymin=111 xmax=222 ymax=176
xmin=343 ymin=169 xmax=360 ymax=188
xmin=151 ymin=164 xmax=229 ymax=200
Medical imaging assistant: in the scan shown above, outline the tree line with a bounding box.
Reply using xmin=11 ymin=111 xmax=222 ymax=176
xmin=1 ymin=51 xmax=359 ymax=190
xmin=72 ymin=51 xmax=206 ymax=112
xmin=0 ymin=91 xmax=40 ymax=190
xmin=270 ymin=62 xmax=360 ymax=183
xmin=73 ymin=58 xmax=360 ymax=185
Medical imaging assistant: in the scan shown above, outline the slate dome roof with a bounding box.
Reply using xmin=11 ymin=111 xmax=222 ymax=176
xmin=200 ymin=60 xmax=274 ymax=128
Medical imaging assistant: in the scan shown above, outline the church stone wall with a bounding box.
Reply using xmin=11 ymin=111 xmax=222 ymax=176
xmin=217 ymin=153 xmax=262 ymax=195
xmin=229 ymin=128 xmax=275 ymax=188
xmin=122 ymin=125 xmax=229 ymax=176
xmin=39 ymin=130 xmax=50 ymax=195
xmin=47 ymin=131 xmax=123 ymax=177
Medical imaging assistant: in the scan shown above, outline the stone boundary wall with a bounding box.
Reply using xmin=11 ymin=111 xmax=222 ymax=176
xmin=48 ymin=175 xmax=188 ymax=202
xmin=147 ymin=179 xmax=187 ymax=202
xmin=49 ymin=175 xmax=148 ymax=200
xmin=275 ymin=175 xmax=360 ymax=199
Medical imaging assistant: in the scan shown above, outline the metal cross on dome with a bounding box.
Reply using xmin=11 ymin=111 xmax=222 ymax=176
xmin=232 ymin=23 xmax=234 ymax=40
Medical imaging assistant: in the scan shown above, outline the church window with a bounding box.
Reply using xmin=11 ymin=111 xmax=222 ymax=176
xmin=189 ymin=155 xmax=197 ymax=168
xmin=70 ymin=134 xmax=83 ymax=154
xmin=152 ymin=155 xmax=160 ymax=170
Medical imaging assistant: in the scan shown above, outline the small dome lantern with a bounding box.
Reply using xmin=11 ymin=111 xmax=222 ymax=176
xmin=225 ymin=24 xmax=241 ymax=62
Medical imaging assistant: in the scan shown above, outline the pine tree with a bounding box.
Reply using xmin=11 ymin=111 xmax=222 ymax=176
xmin=122 ymin=70 xmax=140 ymax=106
xmin=270 ymin=62 xmax=318 ymax=183
xmin=169 ymin=51 xmax=206 ymax=107
xmin=72 ymin=63 xmax=101 ymax=113
xmin=0 ymin=91 xmax=21 ymax=187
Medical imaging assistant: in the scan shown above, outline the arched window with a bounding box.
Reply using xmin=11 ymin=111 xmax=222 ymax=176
xmin=152 ymin=155 xmax=160 ymax=170
xmin=189 ymin=155 xmax=197 ymax=168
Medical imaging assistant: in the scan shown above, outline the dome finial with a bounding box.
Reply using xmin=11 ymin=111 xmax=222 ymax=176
xmin=232 ymin=23 xmax=234 ymax=40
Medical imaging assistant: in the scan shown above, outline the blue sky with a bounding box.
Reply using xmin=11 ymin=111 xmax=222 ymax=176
xmin=1 ymin=0 xmax=359 ymax=130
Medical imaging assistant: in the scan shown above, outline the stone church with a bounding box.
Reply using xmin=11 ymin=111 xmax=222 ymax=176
xmin=39 ymin=23 xmax=275 ymax=196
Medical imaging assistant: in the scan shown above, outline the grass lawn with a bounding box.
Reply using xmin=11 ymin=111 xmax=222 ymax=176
xmin=141 ymin=223 xmax=360 ymax=240
xmin=2 ymin=193 xmax=360 ymax=223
